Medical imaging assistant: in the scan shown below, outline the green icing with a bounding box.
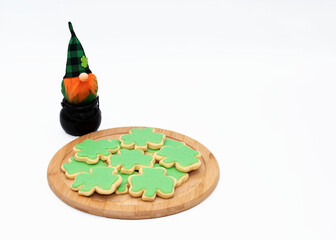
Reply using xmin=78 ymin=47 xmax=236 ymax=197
xmin=117 ymin=172 xmax=137 ymax=192
xmin=147 ymin=138 xmax=185 ymax=153
xmin=154 ymin=163 xmax=187 ymax=182
xmin=75 ymin=139 xmax=120 ymax=159
xmin=130 ymin=167 xmax=175 ymax=197
xmin=72 ymin=166 xmax=120 ymax=192
xmin=110 ymin=149 xmax=153 ymax=172
xmin=121 ymin=128 xmax=164 ymax=147
xmin=157 ymin=145 xmax=200 ymax=167
xmin=63 ymin=157 xmax=106 ymax=175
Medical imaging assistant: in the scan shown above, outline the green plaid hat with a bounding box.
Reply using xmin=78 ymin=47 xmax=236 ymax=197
xmin=64 ymin=22 xmax=92 ymax=79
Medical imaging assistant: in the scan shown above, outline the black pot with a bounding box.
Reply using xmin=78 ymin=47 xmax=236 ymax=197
xmin=60 ymin=97 xmax=102 ymax=136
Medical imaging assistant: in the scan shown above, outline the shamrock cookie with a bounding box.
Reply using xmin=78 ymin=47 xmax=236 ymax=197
xmin=154 ymin=163 xmax=189 ymax=187
xmin=147 ymin=138 xmax=185 ymax=155
xmin=119 ymin=128 xmax=165 ymax=151
xmin=61 ymin=156 xmax=106 ymax=179
xmin=116 ymin=172 xmax=137 ymax=194
xmin=128 ymin=167 xmax=176 ymax=201
xmin=74 ymin=139 xmax=120 ymax=164
xmin=71 ymin=166 xmax=122 ymax=196
xmin=109 ymin=149 xmax=154 ymax=174
xmin=155 ymin=145 xmax=201 ymax=172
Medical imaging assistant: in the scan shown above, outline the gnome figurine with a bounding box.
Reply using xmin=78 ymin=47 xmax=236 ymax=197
xmin=60 ymin=22 xmax=101 ymax=136
xmin=61 ymin=22 xmax=98 ymax=104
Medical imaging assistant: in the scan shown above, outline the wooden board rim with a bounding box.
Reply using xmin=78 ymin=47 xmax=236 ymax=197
xmin=47 ymin=126 xmax=219 ymax=219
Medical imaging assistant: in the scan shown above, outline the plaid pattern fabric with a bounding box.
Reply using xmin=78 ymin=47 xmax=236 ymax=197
xmin=64 ymin=22 xmax=91 ymax=79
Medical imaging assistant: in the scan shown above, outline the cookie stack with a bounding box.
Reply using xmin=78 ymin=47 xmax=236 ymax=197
xmin=61 ymin=128 xmax=202 ymax=201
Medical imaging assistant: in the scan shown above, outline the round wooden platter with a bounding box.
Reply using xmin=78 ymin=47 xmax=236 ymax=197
xmin=47 ymin=126 xmax=219 ymax=219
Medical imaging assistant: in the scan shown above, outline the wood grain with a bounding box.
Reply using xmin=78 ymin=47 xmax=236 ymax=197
xmin=47 ymin=126 xmax=219 ymax=219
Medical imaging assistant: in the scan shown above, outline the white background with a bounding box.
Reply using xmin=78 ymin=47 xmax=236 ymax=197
xmin=1 ymin=0 xmax=335 ymax=239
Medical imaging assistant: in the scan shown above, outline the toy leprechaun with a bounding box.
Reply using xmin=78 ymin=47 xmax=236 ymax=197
xmin=60 ymin=22 xmax=101 ymax=136
xmin=61 ymin=22 xmax=98 ymax=105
